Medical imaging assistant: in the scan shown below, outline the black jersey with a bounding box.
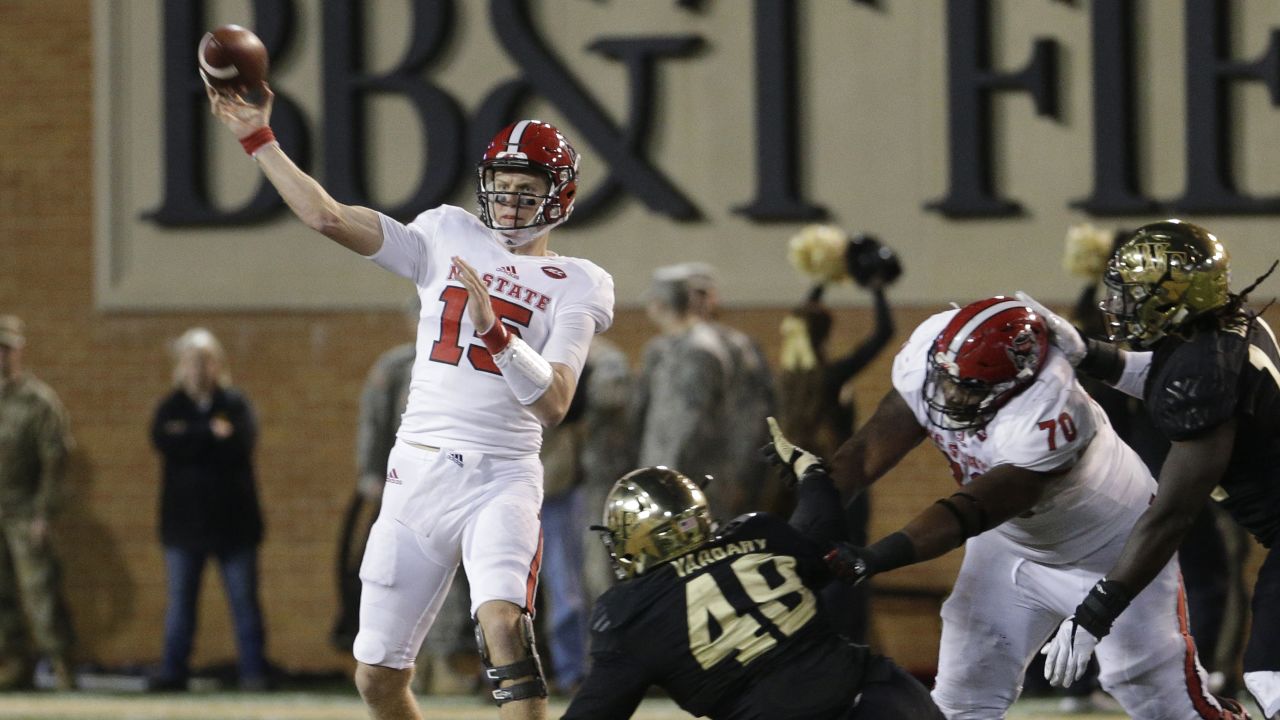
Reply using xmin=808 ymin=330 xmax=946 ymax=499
xmin=1146 ymin=312 xmax=1280 ymax=546
xmin=561 ymin=513 xmax=870 ymax=720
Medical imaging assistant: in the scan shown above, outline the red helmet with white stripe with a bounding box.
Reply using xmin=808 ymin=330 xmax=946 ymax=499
xmin=476 ymin=120 xmax=579 ymax=247
xmin=924 ymin=296 xmax=1049 ymax=430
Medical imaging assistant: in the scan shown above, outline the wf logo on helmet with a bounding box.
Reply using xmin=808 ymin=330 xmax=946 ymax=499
xmin=1131 ymin=241 xmax=1190 ymax=275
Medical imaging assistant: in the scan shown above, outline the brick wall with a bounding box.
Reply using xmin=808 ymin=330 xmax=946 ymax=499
xmin=1 ymin=0 xmax=1266 ymax=677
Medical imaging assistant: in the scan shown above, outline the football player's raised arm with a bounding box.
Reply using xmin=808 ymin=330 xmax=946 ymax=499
xmin=830 ymin=389 xmax=925 ymax=497
xmin=1104 ymin=420 xmax=1236 ymax=597
xmin=206 ymin=85 xmax=383 ymax=257
xmin=253 ymin=147 xmax=383 ymax=256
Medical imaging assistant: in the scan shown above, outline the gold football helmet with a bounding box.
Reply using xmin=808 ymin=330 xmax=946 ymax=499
xmin=596 ymin=467 xmax=713 ymax=580
xmin=1102 ymin=219 xmax=1231 ymax=347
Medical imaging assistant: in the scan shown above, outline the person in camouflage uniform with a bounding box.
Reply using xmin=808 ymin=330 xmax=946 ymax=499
xmin=676 ymin=263 xmax=776 ymax=515
xmin=0 ymin=315 xmax=74 ymax=690
xmin=576 ymin=337 xmax=634 ymax=603
xmin=631 ymin=266 xmax=739 ymax=518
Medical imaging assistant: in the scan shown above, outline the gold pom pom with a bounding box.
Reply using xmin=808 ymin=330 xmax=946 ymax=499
xmin=1062 ymin=223 xmax=1116 ymax=279
xmin=788 ymin=224 xmax=850 ymax=284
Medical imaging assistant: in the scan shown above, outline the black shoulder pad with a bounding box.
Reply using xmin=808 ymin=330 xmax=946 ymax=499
xmin=715 ymin=512 xmax=763 ymax=540
xmin=1148 ymin=331 xmax=1244 ymax=440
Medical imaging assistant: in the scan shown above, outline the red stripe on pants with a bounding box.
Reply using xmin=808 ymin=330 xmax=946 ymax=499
xmin=524 ymin=527 xmax=544 ymax=614
xmin=1176 ymin=575 xmax=1224 ymax=718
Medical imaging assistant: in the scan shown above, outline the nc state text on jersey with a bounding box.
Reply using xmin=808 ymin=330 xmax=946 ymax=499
xmin=447 ymin=264 xmax=554 ymax=312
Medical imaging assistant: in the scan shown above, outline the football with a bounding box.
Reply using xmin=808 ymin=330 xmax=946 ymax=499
xmin=197 ymin=24 xmax=269 ymax=92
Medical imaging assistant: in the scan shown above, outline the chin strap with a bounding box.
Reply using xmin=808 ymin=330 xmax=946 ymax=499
xmin=491 ymin=216 xmax=562 ymax=248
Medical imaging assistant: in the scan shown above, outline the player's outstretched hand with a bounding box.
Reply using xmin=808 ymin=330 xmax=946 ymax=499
xmin=205 ymin=81 xmax=274 ymax=140
xmin=1015 ymin=291 xmax=1087 ymax=366
xmin=761 ymin=417 xmax=825 ymax=486
xmin=823 ymin=543 xmax=872 ymax=585
xmin=451 ymin=256 xmax=497 ymax=334
xmin=1041 ymin=615 xmax=1099 ymax=687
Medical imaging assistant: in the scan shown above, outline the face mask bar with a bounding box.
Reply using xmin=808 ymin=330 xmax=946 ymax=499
xmin=478 ymin=166 xmax=555 ymax=231
xmin=1101 ymin=273 xmax=1154 ymax=345
xmin=924 ymin=372 xmax=1000 ymax=431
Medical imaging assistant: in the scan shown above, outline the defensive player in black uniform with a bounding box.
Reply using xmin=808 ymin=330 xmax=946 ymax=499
xmin=560 ymin=420 xmax=942 ymax=720
xmin=1019 ymin=219 xmax=1280 ymax=719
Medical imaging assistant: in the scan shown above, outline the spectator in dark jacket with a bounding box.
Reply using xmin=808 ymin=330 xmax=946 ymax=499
xmin=150 ymin=327 xmax=267 ymax=691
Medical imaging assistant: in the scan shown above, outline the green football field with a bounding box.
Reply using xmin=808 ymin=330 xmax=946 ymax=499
xmin=1 ymin=691 xmax=1257 ymax=719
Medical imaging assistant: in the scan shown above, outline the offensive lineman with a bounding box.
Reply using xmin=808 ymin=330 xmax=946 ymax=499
xmin=561 ymin=421 xmax=944 ymax=719
xmin=207 ymin=80 xmax=613 ymax=720
xmin=1023 ymin=220 xmax=1279 ymax=720
xmin=827 ymin=297 xmax=1247 ymax=719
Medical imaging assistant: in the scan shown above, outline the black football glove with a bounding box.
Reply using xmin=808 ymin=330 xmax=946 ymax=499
xmin=824 ymin=532 xmax=916 ymax=586
xmin=823 ymin=542 xmax=873 ymax=586
xmin=761 ymin=417 xmax=825 ymax=486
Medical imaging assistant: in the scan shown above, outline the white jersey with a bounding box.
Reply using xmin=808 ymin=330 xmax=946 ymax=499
xmin=372 ymin=205 xmax=614 ymax=457
xmin=893 ymin=310 xmax=1156 ymax=565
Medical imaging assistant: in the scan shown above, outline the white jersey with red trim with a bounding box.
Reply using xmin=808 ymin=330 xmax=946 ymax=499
xmin=892 ymin=310 xmax=1155 ymax=565
xmin=371 ymin=205 xmax=614 ymax=457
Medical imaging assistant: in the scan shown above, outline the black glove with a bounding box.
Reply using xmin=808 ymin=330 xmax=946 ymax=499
xmin=823 ymin=532 xmax=916 ymax=586
xmin=823 ymin=543 xmax=873 ymax=586
xmin=761 ymin=417 xmax=825 ymax=486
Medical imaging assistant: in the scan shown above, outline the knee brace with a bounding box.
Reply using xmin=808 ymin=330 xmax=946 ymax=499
xmin=475 ymin=612 xmax=547 ymax=705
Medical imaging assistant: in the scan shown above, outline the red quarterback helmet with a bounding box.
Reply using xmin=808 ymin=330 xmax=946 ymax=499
xmin=924 ymin=296 xmax=1049 ymax=430
xmin=476 ymin=120 xmax=579 ymax=247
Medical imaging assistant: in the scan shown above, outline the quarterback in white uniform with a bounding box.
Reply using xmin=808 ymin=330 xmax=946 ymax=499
xmin=828 ymin=297 xmax=1246 ymax=720
xmin=207 ymin=77 xmax=612 ymax=720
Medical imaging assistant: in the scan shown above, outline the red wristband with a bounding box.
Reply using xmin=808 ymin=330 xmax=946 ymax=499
xmin=239 ymin=127 xmax=276 ymax=156
xmin=478 ymin=320 xmax=511 ymax=355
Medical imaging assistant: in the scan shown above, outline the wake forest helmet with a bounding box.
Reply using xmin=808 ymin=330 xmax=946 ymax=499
xmin=925 ymin=297 xmax=1050 ymax=431
xmin=1101 ymin=220 xmax=1232 ymax=348
xmin=476 ymin=120 xmax=579 ymax=248
xmin=596 ymin=467 xmax=713 ymax=581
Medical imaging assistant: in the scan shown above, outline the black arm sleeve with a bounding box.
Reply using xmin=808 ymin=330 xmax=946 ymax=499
xmin=787 ymin=468 xmax=850 ymax=546
xmin=1077 ymin=338 xmax=1125 ymax=384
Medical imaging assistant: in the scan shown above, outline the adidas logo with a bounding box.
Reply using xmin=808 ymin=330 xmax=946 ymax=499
xmin=447 ymin=451 xmax=464 ymax=468
xmin=386 ymin=468 xmax=402 ymax=485
xmin=497 ymin=265 xmax=519 ymax=280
